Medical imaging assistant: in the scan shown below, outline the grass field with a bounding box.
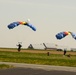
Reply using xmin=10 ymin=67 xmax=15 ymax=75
xmin=0 ymin=48 xmax=76 ymax=67
xmin=0 ymin=64 xmax=14 ymax=69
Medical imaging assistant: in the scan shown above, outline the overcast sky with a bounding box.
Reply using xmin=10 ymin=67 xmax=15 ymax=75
xmin=0 ymin=0 xmax=76 ymax=48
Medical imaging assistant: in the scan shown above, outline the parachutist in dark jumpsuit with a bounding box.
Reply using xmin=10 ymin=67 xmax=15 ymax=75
xmin=17 ymin=44 xmax=22 ymax=52
xmin=64 ymin=49 xmax=67 ymax=55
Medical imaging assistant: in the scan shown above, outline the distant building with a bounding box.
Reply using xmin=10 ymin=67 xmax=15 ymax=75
xmin=71 ymin=48 xmax=76 ymax=51
xmin=28 ymin=43 xmax=70 ymax=51
xmin=28 ymin=43 xmax=45 ymax=50
xmin=43 ymin=43 xmax=57 ymax=50
xmin=28 ymin=44 xmax=34 ymax=49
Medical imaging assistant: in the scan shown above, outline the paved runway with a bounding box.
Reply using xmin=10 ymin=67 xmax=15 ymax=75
xmin=0 ymin=67 xmax=76 ymax=75
xmin=0 ymin=62 xmax=76 ymax=75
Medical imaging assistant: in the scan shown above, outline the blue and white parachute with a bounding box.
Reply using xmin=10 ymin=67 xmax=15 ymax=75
xmin=55 ymin=31 xmax=76 ymax=40
xmin=8 ymin=21 xmax=36 ymax=31
xmin=55 ymin=31 xmax=70 ymax=40
xmin=70 ymin=32 xmax=76 ymax=40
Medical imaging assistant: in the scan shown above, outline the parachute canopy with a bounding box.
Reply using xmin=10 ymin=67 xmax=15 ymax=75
xmin=8 ymin=21 xmax=36 ymax=31
xmin=70 ymin=32 xmax=76 ymax=40
xmin=55 ymin=31 xmax=70 ymax=40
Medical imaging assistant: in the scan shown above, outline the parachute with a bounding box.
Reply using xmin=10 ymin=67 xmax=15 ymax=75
xmin=55 ymin=31 xmax=70 ymax=40
xmin=69 ymin=32 xmax=76 ymax=40
xmin=7 ymin=21 xmax=36 ymax=31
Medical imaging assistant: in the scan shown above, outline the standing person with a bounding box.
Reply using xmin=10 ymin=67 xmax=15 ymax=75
xmin=17 ymin=43 xmax=22 ymax=52
xmin=63 ymin=48 xmax=67 ymax=55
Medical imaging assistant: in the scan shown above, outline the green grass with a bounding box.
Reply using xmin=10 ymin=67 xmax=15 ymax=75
xmin=0 ymin=64 xmax=14 ymax=69
xmin=0 ymin=51 xmax=76 ymax=67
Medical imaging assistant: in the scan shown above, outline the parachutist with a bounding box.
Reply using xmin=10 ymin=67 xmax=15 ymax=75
xmin=63 ymin=49 xmax=67 ymax=55
xmin=17 ymin=44 xmax=22 ymax=52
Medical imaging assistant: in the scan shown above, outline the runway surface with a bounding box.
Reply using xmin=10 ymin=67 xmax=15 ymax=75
xmin=0 ymin=62 xmax=76 ymax=75
xmin=0 ymin=67 xmax=76 ymax=75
